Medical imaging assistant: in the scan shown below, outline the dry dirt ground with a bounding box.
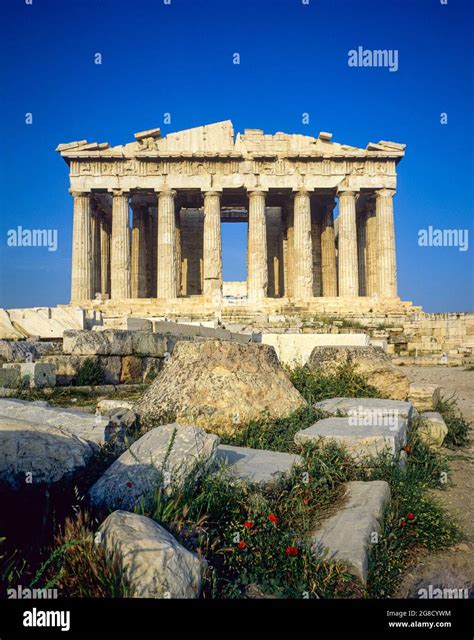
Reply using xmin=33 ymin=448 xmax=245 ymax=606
xmin=395 ymin=365 xmax=474 ymax=598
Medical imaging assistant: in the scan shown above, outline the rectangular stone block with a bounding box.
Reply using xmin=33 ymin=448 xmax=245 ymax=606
xmin=4 ymin=363 xmax=56 ymax=388
xmin=63 ymin=330 xmax=133 ymax=356
xmin=0 ymin=367 xmax=21 ymax=388
xmin=314 ymin=397 xmax=417 ymax=423
xmin=131 ymin=331 xmax=168 ymax=357
xmin=260 ymin=333 xmax=370 ymax=366
xmin=295 ymin=415 xmax=407 ymax=460
xmin=312 ymin=481 xmax=391 ymax=584
xmin=216 ymin=444 xmax=302 ymax=485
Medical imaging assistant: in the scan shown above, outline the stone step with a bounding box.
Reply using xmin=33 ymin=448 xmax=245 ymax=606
xmin=312 ymin=480 xmax=391 ymax=584
xmin=216 ymin=444 xmax=302 ymax=485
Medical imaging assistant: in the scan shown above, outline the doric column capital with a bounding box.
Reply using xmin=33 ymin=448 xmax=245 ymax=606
xmin=337 ymin=185 xmax=359 ymax=197
xmin=293 ymin=188 xmax=311 ymax=197
xmin=248 ymin=189 xmax=267 ymax=197
xmin=375 ymin=188 xmax=396 ymax=199
xmin=157 ymin=188 xmax=177 ymax=199
xmin=203 ymin=190 xmax=221 ymax=198
xmin=69 ymin=189 xmax=88 ymax=198
xmin=110 ymin=188 xmax=130 ymax=198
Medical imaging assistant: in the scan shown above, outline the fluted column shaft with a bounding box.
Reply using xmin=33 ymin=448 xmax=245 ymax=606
xmin=321 ymin=198 xmax=337 ymax=296
xmin=203 ymin=191 xmax=222 ymax=299
xmin=99 ymin=214 xmax=110 ymax=296
xmin=157 ymin=189 xmax=178 ymax=298
xmin=357 ymin=209 xmax=367 ymax=296
xmin=293 ymin=190 xmax=313 ymax=298
xmin=376 ymin=188 xmax=397 ymax=297
xmin=247 ymin=190 xmax=268 ymax=302
xmin=110 ymin=190 xmax=131 ymax=299
xmin=337 ymin=189 xmax=359 ymax=296
xmin=70 ymin=191 xmax=92 ymax=302
xmin=131 ymin=203 xmax=148 ymax=298
xmin=311 ymin=202 xmax=322 ymax=297
xmin=365 ymin=197 xmax=378 ymax=296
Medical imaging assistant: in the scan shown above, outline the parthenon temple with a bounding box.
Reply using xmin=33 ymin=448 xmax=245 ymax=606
xmin=57 ymin=121 xmax=416 ymax=318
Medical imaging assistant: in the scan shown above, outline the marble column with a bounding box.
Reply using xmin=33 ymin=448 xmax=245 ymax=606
xmin=357 ymin=207 xmax=367 ymax=296
xmin=90 ymin=210 xmax=98 ymax=298
xmin=203 ymin=191 xmax=222 ymax=299
xmin=365 ymin=197 xmax=378 ymax=297
xmin=131 ymin=202 xmax=148 ymax=298
xmin=70 ymin=190 xmax=92 ymax=302
xmin=337 ymin=188 xmax=359 ymax=296
xmin=110 ymin=189 xmax=131 ymax=300
xmin=157 ymin=189 xmax=178 ymax=298
xmin=99 ymin=214 xmax=110 ymax=296
xmin=310 ymin=198 xmax=322 ymax=297
xmin=376 ymin=188 xmax=397 ymax=297
xmin=320 ymin=197 xmax=337 ymax=296
xmin=282 ymin=201 xmax=294 ymax=298
xmin=247 ymin=190 xmax=268 ymax=302
xmin=293 ymin=189 xmax=313 ymax=299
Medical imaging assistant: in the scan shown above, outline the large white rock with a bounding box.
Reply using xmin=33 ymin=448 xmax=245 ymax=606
xmin=312 ymin=481 xmax=391 ymax=584
xmin=0 ymin=398 xmax=124 ymax=449
xmin=314 ymin=397 xmax=417 ymax=423
xmin=88 ymin=424 xmax=219 ymax=511
xmin=418 ymin=412 xmax=449 ymax=449
xmin=216 ymin=445 xmax=302 ymax=485
xmin=261 ymin=333 xmax=370 ymax=366
xmin=98 ymin=510 xmax=206 ymax=598
xmin=3 ymin=363 xmax=56 ymax=388
xmin=294 ymin=415 xmax=407 ymax=460
xmin=0 ymin=340 xmax=61 ymax=363
xmin=0 ymin=415 xmax=94 ymax=488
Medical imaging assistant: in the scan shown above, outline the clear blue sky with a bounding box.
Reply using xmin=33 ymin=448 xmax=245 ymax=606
xmin=0 ymin=0 xmax=472 ymax=312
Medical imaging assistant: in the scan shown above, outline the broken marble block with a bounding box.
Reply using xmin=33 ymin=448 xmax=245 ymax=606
xmin=312 ymin=480 xmax=391 ymax=584
xmin=314 ymin=397 xmax=417 ymax=424
xmin=216 ymin=444 xmax=302 ymax=485
xmin=294 ymin=415 xmax=407 ymax=460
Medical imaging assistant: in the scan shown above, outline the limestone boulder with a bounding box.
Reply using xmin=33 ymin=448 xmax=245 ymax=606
xmin=98 ymin=510 xmax=206 ymax=598
xmin=408 ymin=383 xmax=442 ymax=412
xmin=418 ymin=412 xmax=448 ymax=449
xmin=134 ymin=340 xmax=306 ymax=435
xmin=0 ymin=415 xmax=94 ymax=488
xmin=88 ymin=424 xmax=219 ymax=511
xmin=312 ymin=481 xmax=391 ymax=584
xmin=308 ymin=346 xmax=410 ymax=400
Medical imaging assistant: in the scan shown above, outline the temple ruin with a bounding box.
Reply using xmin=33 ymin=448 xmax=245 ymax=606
xmin=57 ymin=121 xmax=416 ymax=319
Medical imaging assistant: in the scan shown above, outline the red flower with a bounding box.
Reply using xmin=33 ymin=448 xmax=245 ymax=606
xmin=126 ymin=481 xmax=132 ymax=488
xmin=407 ymin=513 xmax=415 ymax=521
xmin=403 ymin=446 xmax=412 ymax=453
xmin=303 ymin=497 xmax=311 ymax=505
xmin=237 ymin=540 xmax=246 ymax=549
xmin=400 ymin=520 xmax=407 ymax=527
xmin=243 ymin=521 xmax=254 ymax=529
xmin=285 ymin=546 xmax=298 ymax=556
xmin=268 ymin=513 xmax=278 ymax=524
